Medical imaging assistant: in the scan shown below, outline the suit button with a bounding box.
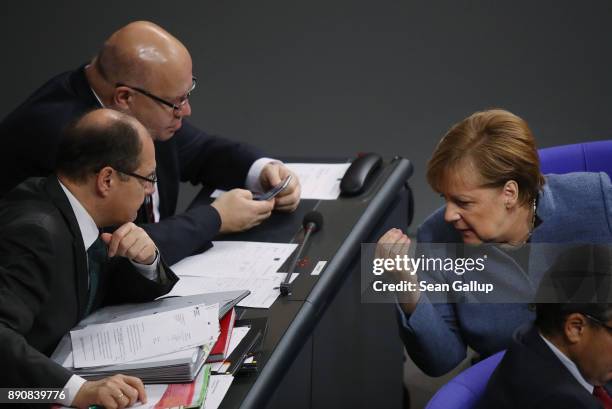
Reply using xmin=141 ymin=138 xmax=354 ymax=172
xmin=528 ymin=303 xmax=536 ymax=312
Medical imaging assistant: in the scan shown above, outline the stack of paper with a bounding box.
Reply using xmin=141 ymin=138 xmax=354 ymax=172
xmin=136 ymin=370 xmax=234 ymax=409
xmin=55 ymin=341 xmax=211 ymax=384
xmin=124 ymin=364 xmax=213 ymax=409
xmin=52 ymin=292 xmax=248 ymax=383
xmin=168 ymin=241 xmax=298 ymax=308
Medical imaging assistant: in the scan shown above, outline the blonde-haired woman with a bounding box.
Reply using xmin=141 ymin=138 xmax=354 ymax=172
xmin=378 ymin=109 xmax=612 ymax=376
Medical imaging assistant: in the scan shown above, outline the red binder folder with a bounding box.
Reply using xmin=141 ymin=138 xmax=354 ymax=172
xmin=206 ymin=308 xmax=236 ymax=363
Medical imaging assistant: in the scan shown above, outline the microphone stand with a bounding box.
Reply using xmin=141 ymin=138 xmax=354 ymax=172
xmin=279 ymin=223 xmax=316 ymax=296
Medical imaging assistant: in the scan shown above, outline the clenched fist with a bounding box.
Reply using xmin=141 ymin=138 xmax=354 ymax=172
xmin=101 ymin=222 xmax=157 ymax=264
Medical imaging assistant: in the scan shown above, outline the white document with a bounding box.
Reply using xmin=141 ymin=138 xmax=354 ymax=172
xmin=165 ymin=273 xmax=298 ymax=309
xmin=203 ymin=375 xmax=235 ymax=409
xmin=60 ymin=343 xmax=200 ymax=368
xmin=210 ymin=326 xmax=251 ymax=372
xmin=132 ymin=384 xmax=168 ymax=409
xmin=70 ymin=303 xmax=219 ymax=368
xmin=172 ymin=241 xmax=297 ymax=279
xmin=285 ymin=162 xmax=350 ymax=200
xmin=168 ymin=241 xmax=298 ymax=309
xmin=210 ymin=162 xmax=350 ymax=200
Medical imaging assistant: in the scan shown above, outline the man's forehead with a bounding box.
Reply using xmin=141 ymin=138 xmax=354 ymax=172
xmin=137 ymin=152 xmax=156 ymax=174
xmin=152 ymin=66 xmax=193 ymax=97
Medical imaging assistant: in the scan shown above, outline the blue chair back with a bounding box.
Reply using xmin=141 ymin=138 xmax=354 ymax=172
xmin=424 ymin=351 xmax=505 ymax=409
xmin=539 ymin=140 xmax=612 ymax=178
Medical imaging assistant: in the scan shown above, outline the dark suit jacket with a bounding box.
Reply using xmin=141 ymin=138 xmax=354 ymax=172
xmin=477 ymin=326 xmax=603 ymax=409
xmin=0 ymin=66 xmax=264 ymax=264
xmin=0 ymin=176 xmax=177 ymax=388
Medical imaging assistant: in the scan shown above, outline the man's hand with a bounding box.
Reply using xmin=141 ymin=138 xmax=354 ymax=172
xmin=211 ymin=189 xmax=275 ymax=233
xmin=101 ymin=223 xmax=157 ymax=264
xmin=72 ymin=374 xmax=146 ymax=409
xmin=375 ymin=228 xmax=420 ymax=313
xmin=259 ymin=162 xmax=301 ymax=212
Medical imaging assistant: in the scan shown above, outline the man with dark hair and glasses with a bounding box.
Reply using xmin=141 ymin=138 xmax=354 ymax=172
xmin=0 ymin=21 xmax=301 ymax=265
xmin=478 ymin=245 xmax=612 ymax=409
xmin=0 ymin=108 xmax=178 ymax=408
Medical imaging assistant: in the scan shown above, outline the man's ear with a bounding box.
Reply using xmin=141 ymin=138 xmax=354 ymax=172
xmin=95 ymin=167 xmax=114 ymax=197
xmin=113 ymin=86 xmax=132 ymax=111
xmin=502 ymin=180 xmax=520 ymax=209
xmin=564 ymin=313 xmax=588 ymax=344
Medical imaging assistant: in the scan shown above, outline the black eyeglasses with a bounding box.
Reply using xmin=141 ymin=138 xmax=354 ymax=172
xmin=584 ymin=313 xmax=612 ymax=332
xmin=115 ymin=169 xmax=157 ymax=186
xmin=116 ymin=77 xmax=197 ymax=115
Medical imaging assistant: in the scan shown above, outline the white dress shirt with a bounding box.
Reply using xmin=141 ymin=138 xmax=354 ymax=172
xmin=539 ymin=332 xmax=594 ymax=394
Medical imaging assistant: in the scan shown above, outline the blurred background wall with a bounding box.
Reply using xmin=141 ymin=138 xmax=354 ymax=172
xmin=2 ymin=0 xmax=611 ymax=228
xmin=2 ymin=1 xmax=611 ymax=406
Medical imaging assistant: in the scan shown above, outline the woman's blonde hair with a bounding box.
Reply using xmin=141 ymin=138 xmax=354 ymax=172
xmin=427 ymin=109 xmax=545 ymax=205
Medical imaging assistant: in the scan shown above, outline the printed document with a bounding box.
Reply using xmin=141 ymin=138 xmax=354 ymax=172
xmin=70 ymin=303 xmax=219 ymax=368
xmin=171 ymin=241 xmax=297 ymax=279
xmin=168 ymin=241 xmax=298 ymax=308
xmin=211 ymin=162 xmax=350 ymax=200
xmin=284 ymin=162 xmax=350 ymax=200
xmin=164 ymin=273 xmax=298 ymax=309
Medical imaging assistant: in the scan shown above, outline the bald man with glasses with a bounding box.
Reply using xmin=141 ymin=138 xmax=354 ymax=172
xmin=0 ymin=21 xmax=301 ymax=265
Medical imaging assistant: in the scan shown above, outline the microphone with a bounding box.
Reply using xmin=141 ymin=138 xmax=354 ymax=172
xmin=279 ymin=210 xmax=324 ymax=296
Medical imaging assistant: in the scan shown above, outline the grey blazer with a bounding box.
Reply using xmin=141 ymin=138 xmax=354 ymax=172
xmin=398 ymin=172 xmax=612 ymax=376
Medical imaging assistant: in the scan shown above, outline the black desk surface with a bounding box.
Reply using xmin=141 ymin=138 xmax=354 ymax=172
xmin=197 ymin=157 xmax=413 ymax=409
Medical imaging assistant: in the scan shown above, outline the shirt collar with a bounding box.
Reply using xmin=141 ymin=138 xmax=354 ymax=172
xmin=58 ymin=179 xmax=99 ymax=250
xmin=90 ymin=86 xmax=105 ymax=107
xmin=539 ymin=332 xmax=594 ymax=394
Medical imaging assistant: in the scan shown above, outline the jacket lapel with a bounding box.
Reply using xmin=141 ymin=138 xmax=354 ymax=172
xmin=70 ymin=64 xmax=101 ymax=108
xmin=521 ymin=327 xmax=599 ymax=403
xmin=154 ymin=139 xmax=179 ymax=219
xmin=44 ymin=176 xmax=90 ymax=318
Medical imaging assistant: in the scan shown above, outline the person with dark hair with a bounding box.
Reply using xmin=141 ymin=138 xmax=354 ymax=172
xmin=56 ymin=113 xmax=144 ymax=182
xmin=0 ymin=108 xmax=177 ymax=408
xmin=0 ymin=21 xmax=301 ymax=265
xmin=478 ymin=245 xmax=612 ymax=408
xmin=376 ymin=109 xmax=612 ymax=376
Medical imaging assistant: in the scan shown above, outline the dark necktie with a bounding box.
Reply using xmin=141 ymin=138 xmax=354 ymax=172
xmin=86 ymin=236 xmax=107 ymax=315
xmin=594 ymin=386 xmax=612 ymax=409
xmin=144 ymin=195 xmax=155 ymax=223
